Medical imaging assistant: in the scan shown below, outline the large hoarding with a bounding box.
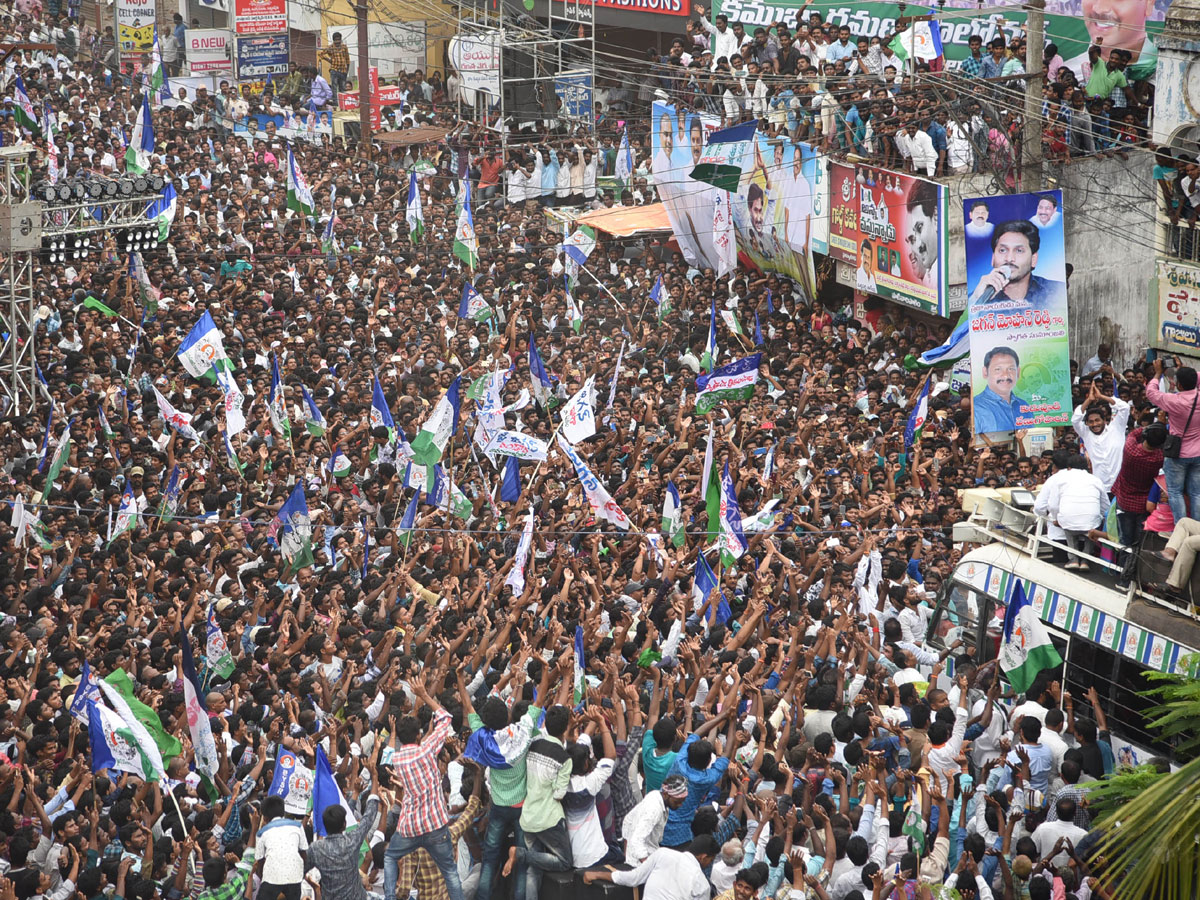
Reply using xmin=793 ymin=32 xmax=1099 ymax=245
xmin=964 ymin=190 xmax=1071 ymax=434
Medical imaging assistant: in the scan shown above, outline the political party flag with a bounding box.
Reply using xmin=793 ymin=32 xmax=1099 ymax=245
xmin=717 ymin=463 xmax=748 ymax=567
xmin=125 ymin=93 xmax=154 ymax=174
xmin=506 ymin=506 xmax=535 ymax=595
xmin=273 ymin=483 xmax=314 ymax=574
xmin=361 ymin=517 xmax=370 ymax=578
xmin=529 ymin=333 xmax=554 ymax=409
xmin=396 ymin=491 xmax=420 ymax=549
xmin=322 ymin=185 xmax=338 ymax=254
xmin=153 ymin=387 xmax=200 ymax=443
xmin=269 ymin=356 xmax=292 ymax=447
xmin=453 ymin=177 xmax=478 ymax=268
xmin=139 ymin=180 xmax=177 ymax=241
xmin=269 ymin=750 xmax=316 ymax=816
xmin=662 ymin=481 xmax=685 ymax=548
xmin=313 ymin=745 xmax=357 ymax=837
xmin=410 ymin=376 xmax=462 ymax=466
xmin=485 ymin=430 xmax=549 ymax=461
xmin=36 ymin=406 xmax=53 ymax=472
xmin=463 ymin=713 xmax=535 ymax=770
xmin=691 ymin=550 xmax=719 ymax=611
xmin=901 ymin=801 xmax=927 ymax=855
xmin=286 ymin=144 xmax=315 ymax=216
xmin=46 ymin=142 xmax=57 ymax=185
xmin=700 ymin=420 xmax=720 ymax=540
xmin=561 ymin=376 xmax=597 ymax=444
xmin=98 ymin=406 xmax=117 ymax=442
xmin=44 ymin=419 xmax=71 ymax=490
xmin=82 ymin=296 xmax=117 ymax=318
xmin=370 ymin=377 xmax=397 ymax=447
xmin=696 ymin=353 xmax=762 ymax=414
xmin=713 ymin=190 xmax=737 ymax=278
xmin=763 ymin=444 xmax=775 ymax=482
xmin=301 ymin=385 xmax=326 ymax=437
xmin=11 ymin=498 xmax=50 ymax=551
xmin=69 ymin=660 xmax=101 ymax=724
xmin=766 ymin=288 xmax=774 ymax=315
xmin=614 ymin=128 xmax=633 ymax=189
xmin=129 ymin=252 xmax=160 ymax=314
xmin=701 ymin=298 xmax=718 ymax=372
xmin=108 ymin=483 xmax=137 ymax=546
xmin=206 ymin=604 xmax=235 ymax=679
xmin=601 ymin=342 xmax=624 ymax=412
xmin=650 ymin=274 xmax=670 ymax=321
xmin=556 ymin=434 xmax=631 ymax=530
xmin=12 ymin=76 xmax=40 ymax=136
xmin=100 ymin=669 xmax=178 ymax=764
xmin=904 ymin=310 xmax=969 ymax=370
xmin=328 ymin=446 xmax=352 ymax=479
xmin=213 ymin=364 xmax=246 ymax=436
xmin=177 ymin=310 xmax=233 ymax=380
xmin=429 ymin=465 xmax=473 ymax=519
xmin=904 ymin=375 xmax=932 ymax=449
xmin=223 ymin=429 xmax=244 ymax=476
xmin=500 ymin=456 xmax=521 ymax=503
xmin=754 ymin=311 xmax=763 ymax=346
xmin=565 ymin=283 xmax=584 ymax=335
xmin=999 ymin=581 xmax=1063 ymax=694
xmin=573 ymin=625 xmax=586 ymax=706
xmin=690 ymin=120 xmax=756 ymax=193
xmin=179 ymin=624 xmax=219 ymax=800
xmin=889 ymin=14 xmax=944 ymax=62
xmin=86 ymin=698 xmax=163 ymax=781
xmin=406 ymin=172 xmax=424 ymax=243
xmin=150 ymin=28 xmax=170 ymax=100
xmin=458 ymin=282 xmax=492 ymax=322
xmin=563 ymin=225 xmax=597 ymax=266
xmin=41 ymin=102 xmax=56 ymax=140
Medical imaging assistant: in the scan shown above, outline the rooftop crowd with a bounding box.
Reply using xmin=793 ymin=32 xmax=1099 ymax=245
xmin=0 ymin=4 xmax=1189 ymax=900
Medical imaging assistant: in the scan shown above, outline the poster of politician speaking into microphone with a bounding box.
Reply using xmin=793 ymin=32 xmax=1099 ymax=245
xmin=964 ymin=190 xmax=1072 ymax=435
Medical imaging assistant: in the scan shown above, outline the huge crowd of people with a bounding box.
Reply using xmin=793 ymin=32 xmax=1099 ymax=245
xmin=0 ymin=4 xmax=1191 ymax=900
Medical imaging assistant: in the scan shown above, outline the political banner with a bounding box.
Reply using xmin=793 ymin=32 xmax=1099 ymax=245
xmin=650 ymin=101 xmax=820 ymax=297
xmin=484 ymin=430 xmax=549 ymax=462
xmin=555 ymin=71 xmax=593 ymax=123
xmin=1155 ymin=260 xmax=1200 ymax=355
xmin=964 ymin=190 xmax=1071 ymax=434
xmin=827 ymin=163 xmax=859 ymax=265
xmin=236 ymin=35 xmax=289 ymax=79
xmin=268 ymin=750 xmax=315 ymax=815
xmin=711 ymin=1 xmax=1167 ymax=82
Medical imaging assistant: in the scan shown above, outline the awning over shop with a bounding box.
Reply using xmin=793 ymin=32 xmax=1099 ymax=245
xmin=575 ymin=203 xmax=672 ymax=237
xmin=374 ymin=125 xmax=450 ymax=147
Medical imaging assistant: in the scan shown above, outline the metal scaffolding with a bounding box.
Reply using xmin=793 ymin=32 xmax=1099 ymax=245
xmin=452 ymin=0 xmax=597 ymax=155
xmin=0 ymin=146 xmax=161 ymax=418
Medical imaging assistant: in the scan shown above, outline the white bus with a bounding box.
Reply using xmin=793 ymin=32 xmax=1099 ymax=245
xmin=925 ymin=493 xmax=1200 ymax=764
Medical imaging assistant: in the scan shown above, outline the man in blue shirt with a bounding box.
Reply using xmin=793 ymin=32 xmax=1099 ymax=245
xmin=925 ymin=115 xmax=947 ymax=176
xmin=974 ymin=346 xmax=1029 ymax=433
xmin=825 ymin=25 xmax=856 ymax=65
xmin=661 ymin=710 xmax=736 ymax=848
xmin=172 ymin=13 xmax=187 ymax=77
xmin=980 ymin=38 xmax=1006 ymax=80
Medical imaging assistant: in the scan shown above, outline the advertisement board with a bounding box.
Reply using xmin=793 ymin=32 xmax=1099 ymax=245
xmin=712 ymin=0 xmax=1167 ymax=81
xmin=449 ymin=31 xmax=501 ymax=101
xmin=235 ymin=0 xmax=286 ymax=35
xmin=236 ymin=34 xmax=289 ymax=78
xmin=964 ymin=190 xmax=1071 ymax=433
xmin=115 ymin=0 xmax=155 ymax=55
xmin=1155 ymin=260 xmax=1200 ymax=355
xmin=187 ymin=29 xmax=232 ymax=73
xmin=555 ymin=71 xmax=593 ymax=122
xmin=825 ymin=164 xmax=948 ymax=315
xmin=827 ymin=163 xmax=858 ymax=265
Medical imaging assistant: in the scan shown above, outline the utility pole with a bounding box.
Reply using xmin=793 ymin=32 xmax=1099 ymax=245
xmin=356 ymin=0 xmax=371 ymax=158
xmin=1020 ymin=0 xmax=1045 ymax=192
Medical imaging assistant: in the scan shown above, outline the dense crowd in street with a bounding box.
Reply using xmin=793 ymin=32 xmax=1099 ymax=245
xmin=0 ymin=4 xmax=1190 ymax=900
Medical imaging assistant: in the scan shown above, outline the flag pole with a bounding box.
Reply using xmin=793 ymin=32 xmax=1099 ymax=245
xmin=578 ymin=261 xmax=627 ymax=310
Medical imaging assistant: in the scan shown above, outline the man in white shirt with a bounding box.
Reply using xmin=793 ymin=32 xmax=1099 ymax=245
xmin=1071 ymin=380 xmax=1130 ymax=491
xmin=695 ymin=4 xmax=738 ymax=69
xmin=1034 ymin=454 xmax=1109 ymax=568
xmin=585 ymin=837 xmax=717 ymax=900
xmin=927 ymin=674 xmax=970 ymax=796
xmin=257 ymin=795 xmax=309 ymax=900
xmin=895 ymin=121 xmax=937 ymax=176
xmin=621 ymin=775 xmax=689 ymax=864
xmin=1032 ymin=797 xmax=1088 ymax=868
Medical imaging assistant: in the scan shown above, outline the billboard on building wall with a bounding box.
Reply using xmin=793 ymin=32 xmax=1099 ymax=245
xmin=235 ymin=0 xmax=287 ymax=35
xmin=115 ymin=0 xmax=155 ymax=56
xmin=1156 ymin=260 xmax=1200 ymax=355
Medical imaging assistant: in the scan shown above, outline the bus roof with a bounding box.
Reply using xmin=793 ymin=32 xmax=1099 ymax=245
xmin=955 ymin=542 xmax=1200 ymax=677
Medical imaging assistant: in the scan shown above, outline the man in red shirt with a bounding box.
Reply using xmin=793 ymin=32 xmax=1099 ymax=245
xmin=478 ymin=149 xmax=503 ymax=205
xmin=1111 ymin=422 xmax=1168 ymax=546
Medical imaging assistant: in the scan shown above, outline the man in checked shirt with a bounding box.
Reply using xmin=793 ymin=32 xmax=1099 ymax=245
xmin=396 ymin=759 xmax=487 ymax=900
xmin=319 ymin=32 xmax=350 ymax=99
xmin=382 ymin=674 xmax=466 ymax=900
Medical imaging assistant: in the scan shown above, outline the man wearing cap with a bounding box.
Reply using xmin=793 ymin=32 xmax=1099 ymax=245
xmin=621 ymin=774 xmax=689 ymax=865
